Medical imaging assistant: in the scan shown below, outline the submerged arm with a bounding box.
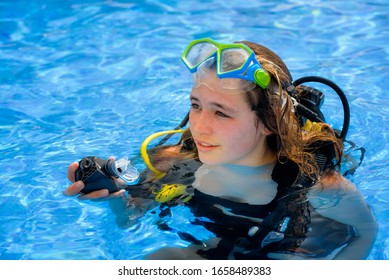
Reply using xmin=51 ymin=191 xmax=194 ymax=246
xmin=308 ymin=172 xmax=378 ymax=260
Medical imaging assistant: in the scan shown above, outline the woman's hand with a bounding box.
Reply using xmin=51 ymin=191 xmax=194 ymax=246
xmin=64 ymin=161 xmax=126 ymax=200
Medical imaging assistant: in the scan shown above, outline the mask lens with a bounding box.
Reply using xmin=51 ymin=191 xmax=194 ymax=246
xmin=220 ymin=48 xmax=250 ymax=73
xmin=192 ymin=57 xmax=216 ymax=87
xmin=192 ymin=57 xmax=256 ymax=94
xmin=185 ymin=42 xmax=218 ymax=68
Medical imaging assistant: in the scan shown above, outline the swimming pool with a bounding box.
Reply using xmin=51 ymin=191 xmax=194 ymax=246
xmin=0 ymin=0 xmax=388 ymax=260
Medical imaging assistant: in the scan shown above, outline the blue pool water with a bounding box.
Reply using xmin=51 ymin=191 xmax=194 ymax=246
xmin=0 ymin=0 xmax=388 ymax=260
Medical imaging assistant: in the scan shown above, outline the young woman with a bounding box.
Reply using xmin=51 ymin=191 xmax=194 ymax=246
xmin=65 ymin=38 xmax=377 ymax=259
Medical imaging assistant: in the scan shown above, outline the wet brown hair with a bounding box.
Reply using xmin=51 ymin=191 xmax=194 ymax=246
xmin=240 ymin=41 xmax=343 ymax=179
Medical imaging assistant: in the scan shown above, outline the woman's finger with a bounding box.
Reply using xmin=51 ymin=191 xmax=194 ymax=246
xmin=67 ymin=162 xmax=79 ymax=182
xmin=78 ymin=189 xmax=110 ymax=200
xmin=64 ymin=181 xmax=85 ymax=196
xmin=107 ymin=189 xmax=126 ymax=198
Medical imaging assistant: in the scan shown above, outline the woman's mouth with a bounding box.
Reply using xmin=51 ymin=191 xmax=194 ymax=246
xmin=196 ymin=140 xmax=219 ymax=152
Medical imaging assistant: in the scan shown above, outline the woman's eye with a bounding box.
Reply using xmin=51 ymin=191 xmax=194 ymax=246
xmin=190 ymin=103 xmax=200 ymax=110
xmin=216 ymin=111 xmax=230 ymax=118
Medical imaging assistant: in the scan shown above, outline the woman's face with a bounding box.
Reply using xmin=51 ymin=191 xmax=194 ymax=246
xmin=189 ymin=76 xmax=272 ymax=166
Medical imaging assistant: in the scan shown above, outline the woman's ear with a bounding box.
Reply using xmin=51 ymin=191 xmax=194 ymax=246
xmin=262 ymin=127 xmax=272 ymax=136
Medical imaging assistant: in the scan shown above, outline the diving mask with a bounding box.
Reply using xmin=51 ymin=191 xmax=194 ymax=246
xmin=181 ymin=38 xmax=271 ymax=91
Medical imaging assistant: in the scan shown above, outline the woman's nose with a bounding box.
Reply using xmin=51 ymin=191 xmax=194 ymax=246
xmin=190 ymin=110 xmax=213 ymax=135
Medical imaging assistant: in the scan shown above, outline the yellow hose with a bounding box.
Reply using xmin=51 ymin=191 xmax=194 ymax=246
xmin=140 ymin=130 xmax=185 ymax=179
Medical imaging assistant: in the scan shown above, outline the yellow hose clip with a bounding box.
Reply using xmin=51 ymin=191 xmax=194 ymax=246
xmin=140 ymin=129 xmax=185 ymax=179
xmin=302 ymin=119 xmax=322 ymax=133
xmin=155 ymin=183 xmax=191 ymax=203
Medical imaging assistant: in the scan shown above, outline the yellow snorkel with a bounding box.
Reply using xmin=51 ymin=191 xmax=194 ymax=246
xmin=140 ymin=129 xmax=185 ymax=179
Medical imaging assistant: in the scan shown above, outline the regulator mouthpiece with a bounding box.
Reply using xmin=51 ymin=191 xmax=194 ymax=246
xmin=111 ymin=157 xmax=140 ymax=183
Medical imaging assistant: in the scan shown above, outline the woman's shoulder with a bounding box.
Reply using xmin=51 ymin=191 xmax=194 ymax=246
xmin=307 ymin=170 xmax=360 ymax=212
xmin=317 ymin=170 xmax=356 ymax=192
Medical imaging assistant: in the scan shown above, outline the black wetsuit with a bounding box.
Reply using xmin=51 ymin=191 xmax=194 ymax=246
xmin=126 ymin=158 xmax=356 ymax=259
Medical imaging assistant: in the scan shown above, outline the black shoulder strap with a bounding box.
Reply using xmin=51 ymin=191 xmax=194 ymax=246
xmin=271 ymin=157 xmax=300 ymax=192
